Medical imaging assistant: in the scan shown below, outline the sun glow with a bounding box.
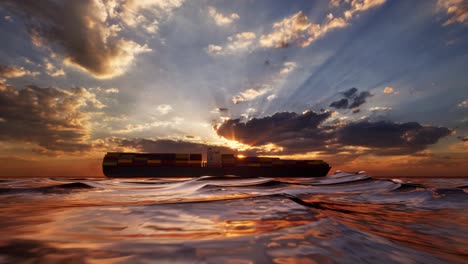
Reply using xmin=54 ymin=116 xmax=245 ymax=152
xmin=218 ymin=138 xmax=252 ymax=151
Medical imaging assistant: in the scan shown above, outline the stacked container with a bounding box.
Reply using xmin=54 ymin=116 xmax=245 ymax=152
xmin=221 ymin=154 xmax=236 ymax=167
xmin=133 ymin=154 xmax=148 ymax=167
xmin=103 ymin=153 xmax=202 ymax=167
xmin=103 ymin=152 xmax=119 ymax=166
xmin=189 ymin=154 xmax=202 ymax=167
xmin=117 ymin=153 xmax=134 ymax=166
xmin=147 ymin=154 xmax=162 ymax=166
xmin=102 ymin=152 xmax=330 ymax=178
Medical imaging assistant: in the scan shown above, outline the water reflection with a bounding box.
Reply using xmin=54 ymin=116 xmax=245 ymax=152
xmin=0 ymin=173 xmax=466 ymax=263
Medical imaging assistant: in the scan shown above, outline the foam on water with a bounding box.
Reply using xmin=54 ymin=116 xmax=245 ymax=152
xmin=0 ymin=172 xmax=466 ymax=263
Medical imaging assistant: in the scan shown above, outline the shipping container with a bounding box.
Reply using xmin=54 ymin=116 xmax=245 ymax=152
xmin=176 ymin=153 xmax=190 ymax=160
xmin=190 ymin=154 xmax=202 ymax=160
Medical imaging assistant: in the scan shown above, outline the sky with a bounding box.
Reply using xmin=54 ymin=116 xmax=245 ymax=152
xmin=0 ymin=0 xmax=467 ymax=177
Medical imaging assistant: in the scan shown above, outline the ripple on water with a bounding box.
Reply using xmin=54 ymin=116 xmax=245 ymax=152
xmin=0 ymin=173 xmax=467 ymax=263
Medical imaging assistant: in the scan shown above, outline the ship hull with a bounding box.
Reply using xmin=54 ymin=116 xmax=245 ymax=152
xmin=103 ymin=165 xmax=331 ymax=178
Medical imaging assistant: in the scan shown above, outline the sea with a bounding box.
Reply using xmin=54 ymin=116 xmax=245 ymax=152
xmin=0 ymin=172 xmax=466 ymax=263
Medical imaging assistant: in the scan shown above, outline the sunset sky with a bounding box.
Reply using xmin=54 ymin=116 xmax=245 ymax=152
xmin=0 ymin=0 xmax=467 ymax=177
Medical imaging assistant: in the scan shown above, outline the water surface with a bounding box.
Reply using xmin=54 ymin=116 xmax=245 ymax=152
xmin=0 ymin=172 xmax=467 ymax=263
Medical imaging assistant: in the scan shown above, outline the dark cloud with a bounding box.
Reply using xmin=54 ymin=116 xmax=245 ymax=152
xmin=1 ymin=1 xmax=150 ymax=78
xmin=329 ymin=98 xmax=348 ymax=109
xmin=216 ymin=111 xmax=334 ymax=153
xmin=0 ymin=83 xmax=102 ymax=152
xmin=349 ymin=91 xmax=373 ymax=108
xmin=216 ymin=111 xmax=452 ymax=156
xmin=337 ymin=120 xmax=451 ymax=155
xmin=342 ymin=87 xmax=358 ymax=98
xmin=329 ymin=88 xmax=373 ymax=110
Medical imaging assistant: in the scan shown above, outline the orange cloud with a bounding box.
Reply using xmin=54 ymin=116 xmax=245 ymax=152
xmin=437 ymin=0 xmax=468 ymax=26
xmin=383 ymin=86 xmax=396 ymax=94
xmin=0 ymin=83 xmax=104 ymax=152
xmin=3 ymin=0 xmax=153 ymax=79
xmin=344 ymin=0 xmax=386 ymax=20
xmin=0 ymin=65 xmax=39 ymax=78
xmin=209 ymin=1 xmax=386 ymax=52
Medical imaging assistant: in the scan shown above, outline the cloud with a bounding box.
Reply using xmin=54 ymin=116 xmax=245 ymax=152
xmin=369 ymin=106 xmax=392 ymax=112
xmin=208 ymin=6 xmax=240 ymax=26
xmin=89 ymin=87 xmax=120 ymax=95
xmin=156 ymin=104 xmax=173 ymax=115
xmin=259 ymin=11 xmax=313 ymax=48
xmin=211 ymin=107 xmax=229 ymax=114
xmin=330 ymin=0 xmax=342 ymax=8
xmin=267 ymin=94 xmax=277 ymax=101
xmin=262 ymin=11 xmax=346 ymax=48
xmin=232 ymin=86 xmax=271 ymax=104
xmin=343 ymin=0 xmax=386 ymax=20
xmin=457 ymin=136 xmax=467 ymax=142
xmin=209 ymin=2 xmax=386 ymax=52
xmin=230 ymin=61 xmax=297 ymax=104
xmin=0 ymin=65 xmax=39 ymax=78
xmin=209 ymin=2 xmax=385 ymax=54
xmin=104 ymin=88 xmax=119 ymax=94
xmin=216 ymin=111 xmax=333 ymax=153
xmin=329 ymin=87 xmax=373 ymax=110
xmin=240 ymin=108 xmax=257 ymax=119
xmin=336 ymin=120 xmax=452 ymax=155
xmin=119 ymin=0 xmax=184 ymax=33
xmin=226 ymin=32 xmax=257 ymax=50
xmin=115 ymin=117 xmax=183 ymax=134
xmin=0 ymin=83 xmax=105 ymax=152
xmin=342 ymin=87 xmax=358 ymax=98
xmin=207 ymin=32 xmax=257 ymax=55
xmin=436 ymin=0 xmax=468 ymax=26
xmin=383 ymin=86 xmax=396 ymax=94
xmin=216 ymin=110 xmax=451 ymax=156
xmin=4 ymin=15 xmax=13 ymax=22
xmin=2 ymin=0 xmax=154 ymax=79
xmin=279 ymin=62 xmax=297 ymax=75
xmin=258 ymin=10 xmax=349 ymax=48
xmin=349 ymin=91 xmax=372 ymax=108
xmin=458 ymin=99 xmax=468 ymax=108
xmin=206 ymin=44 xmax=223 ymax=55
xmin=330 ymin=98 xmax=349 ymax=109
xmin=43 ymin=60 xmax=65 ymax=77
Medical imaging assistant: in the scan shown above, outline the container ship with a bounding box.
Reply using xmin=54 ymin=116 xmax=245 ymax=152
xmin=103 ymin=147 xmax=331 ymax=178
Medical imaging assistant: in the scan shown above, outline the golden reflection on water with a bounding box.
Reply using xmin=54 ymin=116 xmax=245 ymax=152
xmin=0 ymin=176 xmax=467 ymax=263
xmin=301 ymin=197 xmax=468 ymax=263
xmin=221 ymin=214 xmax=317 ymax=238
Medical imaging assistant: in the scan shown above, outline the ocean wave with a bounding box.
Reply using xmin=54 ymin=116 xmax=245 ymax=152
xmin=0 ymin=182 xmax=95 ymax=194
xmin=0 ymin=172 xmax=467 ymax=263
